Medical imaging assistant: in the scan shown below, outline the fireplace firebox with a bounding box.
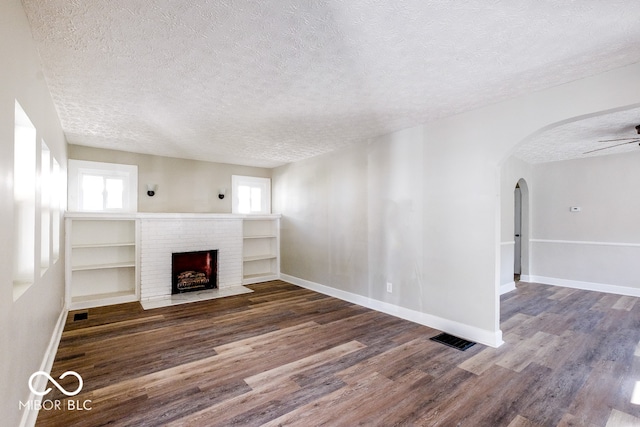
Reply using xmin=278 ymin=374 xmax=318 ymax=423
xmin=171 ymin=250 xmax=218 ymax=294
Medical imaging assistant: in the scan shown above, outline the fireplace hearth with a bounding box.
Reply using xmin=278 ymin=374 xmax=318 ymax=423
xmin=171 ymin=250 xmax=218 ymax=294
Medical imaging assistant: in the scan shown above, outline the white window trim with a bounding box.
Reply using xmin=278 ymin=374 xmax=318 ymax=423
xmin=232 ymin=175 xmax=271 ymax=215
xmin=68 ymin=160 xmax=138 ymax=212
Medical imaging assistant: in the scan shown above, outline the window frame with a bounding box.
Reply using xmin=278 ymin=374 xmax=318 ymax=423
xmin=68 ymin=160 xmax=138 ymax=212
xmin=231 ymin=175 xmax=271 ymax=215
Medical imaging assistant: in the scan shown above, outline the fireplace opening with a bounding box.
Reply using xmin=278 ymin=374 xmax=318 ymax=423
xmin=171 ymin=250 xmax=218 ymax=294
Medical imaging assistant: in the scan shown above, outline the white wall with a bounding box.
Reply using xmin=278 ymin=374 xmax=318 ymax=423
xmin=69 ymin=145 xmax=271 ymax=213
xmin=274 ymin=127 xmax=423 ymax=304
xmin=273 ymin=62 xmax=640 ymax=347
xmin=1 ymin=0 xmax=68 ymax=425
xmin=527 ymin=151 xmax=640 ymax=294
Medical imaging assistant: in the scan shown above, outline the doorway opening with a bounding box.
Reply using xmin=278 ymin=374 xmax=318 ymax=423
xmin=513 ymin=178 xmax=529 ymax=283
xmin=514 ymin=183 xmax=522 ymax=281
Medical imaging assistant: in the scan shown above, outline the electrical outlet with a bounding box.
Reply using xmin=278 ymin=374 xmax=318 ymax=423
xmin=386 ymin=282 xmax=393 ymax=293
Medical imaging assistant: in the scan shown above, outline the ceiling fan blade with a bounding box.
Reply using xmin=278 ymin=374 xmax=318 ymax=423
xmin=597 ymin=137 xmax=640 ymax=142
xmin=583 ymin=140 xmax=639 ymax=154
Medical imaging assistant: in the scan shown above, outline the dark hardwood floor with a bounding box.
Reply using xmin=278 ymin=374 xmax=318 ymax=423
xmin=37 ymin=280 xmax=640 ymax=426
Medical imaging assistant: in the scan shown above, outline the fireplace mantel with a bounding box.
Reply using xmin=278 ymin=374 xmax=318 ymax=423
xmin=136 ymin=213 xmax=280 ymax=220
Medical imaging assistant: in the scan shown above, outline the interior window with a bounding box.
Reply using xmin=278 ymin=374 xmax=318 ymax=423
xmin=69 ymin=160 xmax=138 ymax=212
xmin=41 ymin=141 xmax=51 ymax=274
xmin=51 ymin=157 xmax=62 ymax=263
xmin=232 ymin=175 xmax=271 ymax=214
xmin=13 ymin=101 xmax=37 ymax=300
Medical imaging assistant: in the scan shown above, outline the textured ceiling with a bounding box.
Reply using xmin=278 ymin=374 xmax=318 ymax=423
xmin=514 ymin=106 xmax=640 ymax=164
xmin=21 ymin=0 xmax=640 ymax=167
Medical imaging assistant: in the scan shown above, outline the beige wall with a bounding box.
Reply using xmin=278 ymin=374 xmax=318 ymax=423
xmin=1 ymin=0 xmax=68 ymax=425
xmin=69 ymin=145 xmax=272 ymax=213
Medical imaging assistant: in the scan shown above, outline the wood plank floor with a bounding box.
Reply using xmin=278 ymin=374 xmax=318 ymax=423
xmin=36 ymin=280 xmax=640 ymax=426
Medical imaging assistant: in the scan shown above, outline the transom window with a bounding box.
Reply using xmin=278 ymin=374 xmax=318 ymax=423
xmin=232 ymin=175 xmax=271 ymax=214
xmin=68 ymin=160 xmax=138 ymax=212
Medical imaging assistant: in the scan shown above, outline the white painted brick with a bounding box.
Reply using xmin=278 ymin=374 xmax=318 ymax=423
xmin=140 ymin=217 xmax=243 ymax=301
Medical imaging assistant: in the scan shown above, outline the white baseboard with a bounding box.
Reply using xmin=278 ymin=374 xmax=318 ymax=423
xmin=20 ymin=307 xmax=68 ymax=427
xmin=500 ymin=281 xmax=516 ymax=295
xmin=280 ymin=273 xmax=503 ymax=348
xmin=522 ymin=275 xmax=640 ymax=297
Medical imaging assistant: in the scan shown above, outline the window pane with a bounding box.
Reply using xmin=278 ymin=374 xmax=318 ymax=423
xmin=250 ymin=187 xmax=262 ymax=212
xmin=105 ymin=178 xmax=124 ymax=209
xmin=82 ymin=175 xmax=104 ymax=210
xmin=68 ymin=160 xmax=137 ymax=212
xmin=232 ymin=175 xmax=270 ymax=215
xmin=238 ymin=185 xmax=251 ymax=214
xmin=14 ymin=127 xmax=36 ymax=202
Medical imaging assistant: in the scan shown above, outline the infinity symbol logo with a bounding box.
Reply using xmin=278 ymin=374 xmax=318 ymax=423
xmin=28 ymin=371 xmax=83 ymax=397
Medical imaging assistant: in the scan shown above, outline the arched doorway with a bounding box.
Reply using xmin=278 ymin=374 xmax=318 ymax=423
xmin=513 ymin=178 xmax=529 ymax=283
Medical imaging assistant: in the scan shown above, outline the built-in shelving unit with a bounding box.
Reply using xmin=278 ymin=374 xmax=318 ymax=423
xmin=242 ymin=216 xmax=280 ymax=284
xmin=65 ymin=213 xmax=278 ymax=309
xmin=65 ymin=213 xmax=139 ymax=309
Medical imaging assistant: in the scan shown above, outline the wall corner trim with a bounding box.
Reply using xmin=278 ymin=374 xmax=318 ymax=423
xmin=280 ymin=274 xmax=504 ymax=348
xmin=19 ymin=307 xmax=68 ymax=427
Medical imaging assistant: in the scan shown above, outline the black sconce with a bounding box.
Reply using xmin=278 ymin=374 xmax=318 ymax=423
xmin=218 ymin=188 xmax=226 ymax=200
xmin=147 ymin=184 xmax=157 ymax=197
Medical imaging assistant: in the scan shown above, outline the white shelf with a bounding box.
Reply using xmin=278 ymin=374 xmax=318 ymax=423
xmin=243 ymin=273 xmax=279 ymax=285
xmin=66 ymin=217 xmax=139 ymax=309
xmin=71 ymin=291 xmax=138 ymax=310
xmin=244 ymin=254 xmax=277 ymax=262
xmin=72 ymin=262 xmax=136 ymax=271
xmin=242 ymin=217 xmax=280 ymax=284
xmin=72 ymin=242 xmax=135 ymax=249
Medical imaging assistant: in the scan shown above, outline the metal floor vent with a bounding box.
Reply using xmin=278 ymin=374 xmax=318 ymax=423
xmin=430 ymin=333 xmax=476 ymax=351
xmin=73 ymin=312 xmax=88 ymax=321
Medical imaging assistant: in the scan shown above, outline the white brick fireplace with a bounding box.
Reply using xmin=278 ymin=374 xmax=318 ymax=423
xmin=139 ymin=214 xmax=245 ymax=305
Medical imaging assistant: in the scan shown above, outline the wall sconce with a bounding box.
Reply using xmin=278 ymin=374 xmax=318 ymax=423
xmin=146 ymin=184 xmax=157 ymax=197
xmin=218 ymin=188 xmax=226 ymax=200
